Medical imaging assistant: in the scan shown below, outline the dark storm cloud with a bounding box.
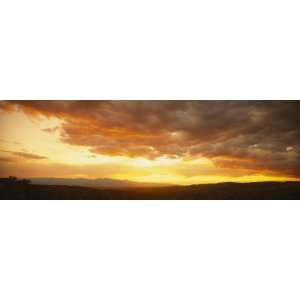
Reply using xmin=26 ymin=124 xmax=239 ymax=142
xmin=1 ymin=100 xmax=300 ymax=177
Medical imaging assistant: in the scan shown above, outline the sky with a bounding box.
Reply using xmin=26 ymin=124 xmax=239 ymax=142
xmin=0 ymin=100 xmax=299 ymax=184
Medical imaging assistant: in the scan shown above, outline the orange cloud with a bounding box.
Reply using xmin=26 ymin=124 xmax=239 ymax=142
xmin=0 ymin=149 xmax=47 ymax=160
xmin=1 ymin=100 xmax=300 ymax=178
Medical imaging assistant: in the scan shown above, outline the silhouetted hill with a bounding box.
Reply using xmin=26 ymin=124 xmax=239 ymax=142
xmin=1 ymin=181 xmax=300 ymax=200
xmin=30 ymin=177 xmax=167 ymax=189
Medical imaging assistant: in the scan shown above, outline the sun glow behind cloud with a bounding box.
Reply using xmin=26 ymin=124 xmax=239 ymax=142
xmin=0 ymin=101 xmax=299 ymax=185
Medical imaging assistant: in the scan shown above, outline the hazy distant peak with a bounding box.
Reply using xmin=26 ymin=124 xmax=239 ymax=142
xmin=30 ymin=177 xmax=168 ymax=189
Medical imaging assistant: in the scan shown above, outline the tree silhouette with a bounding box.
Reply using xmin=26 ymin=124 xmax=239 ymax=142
xmin=20 ymin=179 xmax=31 ymax=185
xmin=8 ymin=176 xmax=17 ymax=182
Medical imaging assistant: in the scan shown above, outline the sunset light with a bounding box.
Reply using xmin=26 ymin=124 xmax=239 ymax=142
xmin=0 ymin=100 xmax=299 ymax=186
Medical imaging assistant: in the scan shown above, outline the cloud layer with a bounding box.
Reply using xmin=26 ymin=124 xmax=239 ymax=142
xmin=1 ymin=100 xmax=300 ymax=178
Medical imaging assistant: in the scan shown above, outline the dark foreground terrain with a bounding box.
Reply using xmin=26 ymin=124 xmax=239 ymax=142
xmin=1 ymin=181 xmax=300 ymax=200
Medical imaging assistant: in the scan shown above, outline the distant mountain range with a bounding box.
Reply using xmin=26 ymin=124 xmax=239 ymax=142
xmin=1 ymin=181 xmax=300 ymax=199
xmin=30 ymin=177 xmax=169 ymax=189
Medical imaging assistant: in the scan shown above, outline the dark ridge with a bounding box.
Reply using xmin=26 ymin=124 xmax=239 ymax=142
xmin=1 ymin=178 xmax=299 ymax=200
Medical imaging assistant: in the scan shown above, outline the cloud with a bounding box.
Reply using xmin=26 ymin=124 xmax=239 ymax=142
xmin=0 ymin=138 xmax=21 ymax=145
xmin=12 ymin=151 xmax=47 ymax=160
xmin=42 ymin=126 xmax=60 ymax=133
xmin=0 ymin=156 xmax=15 ymax=163
xmin=1 ymin=100 xmax=300 ymax=177
xmin=0 ymin=149 xmax=47 ymax=160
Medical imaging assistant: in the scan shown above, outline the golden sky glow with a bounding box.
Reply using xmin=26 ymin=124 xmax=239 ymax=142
xmin=0 ymin=101 xmax=299 ymax=185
